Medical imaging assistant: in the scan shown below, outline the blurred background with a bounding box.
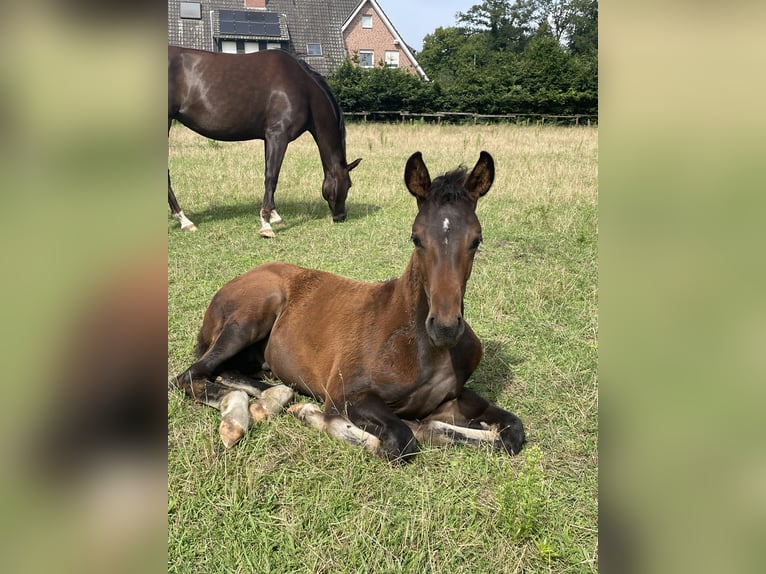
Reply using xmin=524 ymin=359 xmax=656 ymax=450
xmin=1 ymin=2 xmax=166 ymax=573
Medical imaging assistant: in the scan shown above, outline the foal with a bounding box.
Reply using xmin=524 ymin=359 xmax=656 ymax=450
xmin=174 ymin=151 xmax=525 ymax=462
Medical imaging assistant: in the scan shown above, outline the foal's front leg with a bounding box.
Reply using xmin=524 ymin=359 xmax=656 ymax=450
xmin=289 ymin=393 xmax=419 ymax=463
xmin=426 ymin=389 xmax=526 ymax=455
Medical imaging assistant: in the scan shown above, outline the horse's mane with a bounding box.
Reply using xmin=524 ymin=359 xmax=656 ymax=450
xmin=429 ymin=167 xmax=471 ymax=204
xmin=294 ymin=56 xmax=347 ymax=152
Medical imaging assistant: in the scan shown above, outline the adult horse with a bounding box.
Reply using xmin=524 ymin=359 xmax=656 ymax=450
xmin=168 ymin=46 xmax=362 ymax=237
xmin=173 ymin=151 xmax=525 ymax=462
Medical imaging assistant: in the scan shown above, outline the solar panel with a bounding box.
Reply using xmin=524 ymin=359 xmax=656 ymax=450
xmin=219 ymin=11 xmax=282 ymax=37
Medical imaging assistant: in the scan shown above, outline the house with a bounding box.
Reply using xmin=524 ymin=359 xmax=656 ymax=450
xmin=168 ymin=0 xmax=428 ymax=79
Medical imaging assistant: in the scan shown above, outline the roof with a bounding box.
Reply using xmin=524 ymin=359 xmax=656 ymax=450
xmin=168 ymin=1 xmax=426 ymax=78
xmin=213 ymin=10 xmax=290 ymax=42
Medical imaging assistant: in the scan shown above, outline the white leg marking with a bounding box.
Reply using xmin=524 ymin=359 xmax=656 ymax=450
xmin=404 ymin=420 xmax=500 ymax=447
xmin=259 ymin=216 xmax=276 ymax=238
xmin=269 ymin=209 xmax=284 ymax=225
xmin=288 ymin=403 xmax=382 ymax=455
xmin=248 ymin=384 xmax=293 ymax=422
xmin=173 ymin=211 xmax=197 ymax=232
xmin=218 ymin=391 xmax=251 ymax=449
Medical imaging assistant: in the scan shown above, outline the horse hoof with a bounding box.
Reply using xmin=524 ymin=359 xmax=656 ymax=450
xmin=219 ymin=419 xmax=247 ymax=448
xmin=287 ymin=402 xmax=319 ymax=420
xmin=259 ymin=228 xmax=276 ymax=238
xmin=181 ymin=223 xmax=198 ymax=232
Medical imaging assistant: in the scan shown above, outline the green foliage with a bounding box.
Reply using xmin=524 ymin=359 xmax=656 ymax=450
xmin=498 ymin=445 xmax=547 ymax=540
xmin=328 ymin=58 xmax=434 ymax=113
xmin=331 ymin=0 xmax=597 ymax=117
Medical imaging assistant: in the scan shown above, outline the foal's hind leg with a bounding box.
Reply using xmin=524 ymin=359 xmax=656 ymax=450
xmin=290 ymin=394 xmax=419 ymax=463
xmin=288 ymin=403 xmax=382 ymax=456
xmin=174 ymin=323 xmax=292 ymax=447
xmin=217 ymin=385 xmax=294 ymax=448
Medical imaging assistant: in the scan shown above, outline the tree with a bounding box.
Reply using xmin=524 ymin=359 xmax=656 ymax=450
xmin=563 ymin=0 xmax=598 ymax=56
xmin=330 ymin=0 xmax=598 ymax=117
xmin=328 ymin=58 xmax=435 ymax=114
xmin=456 ymin=0 xmax=528 ymax=52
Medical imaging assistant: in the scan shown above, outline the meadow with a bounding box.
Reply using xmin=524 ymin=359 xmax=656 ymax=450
xmin=168 ymin=122 xmax=598 ymax=573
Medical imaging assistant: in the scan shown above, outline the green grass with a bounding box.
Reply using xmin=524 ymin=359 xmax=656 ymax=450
xmin=168 ymin=123 xmax=598 ymax=573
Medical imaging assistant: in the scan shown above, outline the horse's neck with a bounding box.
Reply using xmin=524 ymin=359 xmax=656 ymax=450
xmin=395 ymin=257 xmax=430 ymax=322
xmin=311 ymin=104 xmax=346 ymax=172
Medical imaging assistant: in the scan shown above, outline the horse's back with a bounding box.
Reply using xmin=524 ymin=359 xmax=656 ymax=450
xmin=168 ymin=46 xmax=313 ymax=140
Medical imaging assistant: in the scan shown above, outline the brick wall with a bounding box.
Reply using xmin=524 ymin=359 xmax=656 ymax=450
xmin=343 ymin=4 xmax=417 ymax=74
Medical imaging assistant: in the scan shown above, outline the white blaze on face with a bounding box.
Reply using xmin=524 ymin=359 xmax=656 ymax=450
xmin=443 ymin=218 xmax=450 ymax=245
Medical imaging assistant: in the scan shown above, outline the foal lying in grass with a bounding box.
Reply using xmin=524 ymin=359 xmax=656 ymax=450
xmin=173 ymin=151 xmax=525 ymax=463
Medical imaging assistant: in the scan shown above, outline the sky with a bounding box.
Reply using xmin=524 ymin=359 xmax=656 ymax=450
xmin=377 ymin=0 xmax=478 ymax=52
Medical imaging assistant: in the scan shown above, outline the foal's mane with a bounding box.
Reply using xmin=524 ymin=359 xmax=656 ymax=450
xmin=429 ymin=166 xmax=471 ymax=204
xmin=294 ymin=56 xmax=347 ymax=152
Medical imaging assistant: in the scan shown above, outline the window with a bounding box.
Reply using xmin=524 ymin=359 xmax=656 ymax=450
xmin=219 ymin=40 xmax=260 ymax=54
xmin=307 ymin=43 xmax=323 ymax=56
xmin=180 ymin=2 xmax=201 ymax=19
xmin=220 ymin=40 xmax=238 ymax=54
xmin=362 ymin=15 xmax=373 ymax=29
xmin=384 ymin=51 xmax=400 ymax=68
xmin=358 ymin=50 xmax=374 ymax=68
xmin=266 ymin=42 xmax=282 ymax=50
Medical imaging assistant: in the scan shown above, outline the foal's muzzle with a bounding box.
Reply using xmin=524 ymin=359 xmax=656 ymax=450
xmin=332 ymin=212 xmax=347 ymax=223
xmin=426 ymin=314 xmax=465 ymax=348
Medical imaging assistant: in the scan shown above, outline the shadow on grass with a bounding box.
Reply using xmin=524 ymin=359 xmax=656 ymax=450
xmin=179 ymin=199 xmax=381 ymax=231
xmin=468 ymin=338 xmax=525 ymax=404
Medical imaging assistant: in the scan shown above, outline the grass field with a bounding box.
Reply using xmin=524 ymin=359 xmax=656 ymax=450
xmin=168 ymin=122 xmax=598 ymax=573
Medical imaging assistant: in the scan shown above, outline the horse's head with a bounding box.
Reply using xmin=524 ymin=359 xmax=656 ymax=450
xmin=405 ymin=151 xmax=494 ymax=348
xmin=323 ymin=157 xmax=362 ymax=222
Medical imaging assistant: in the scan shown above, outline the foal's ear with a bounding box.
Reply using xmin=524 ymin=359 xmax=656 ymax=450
xmin=404 ymin=151 xmax=431 ymax=199
xmin=466 ymin=151 xmax=495 ymax=201
xmin=347 ymin=158 xmax=362 ymax=172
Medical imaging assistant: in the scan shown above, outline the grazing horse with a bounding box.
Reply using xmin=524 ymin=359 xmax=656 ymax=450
xmin=167 ymin=46 xmax=362 ymax=237
xmin=173 ymin=151 xmax=525 ymax=462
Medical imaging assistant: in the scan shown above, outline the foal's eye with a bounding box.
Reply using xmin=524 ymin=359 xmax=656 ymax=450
xmin=411 ymin=234 xmax=423 ymax=248
xmin=470 ymin=236 xmax=483 ymax=251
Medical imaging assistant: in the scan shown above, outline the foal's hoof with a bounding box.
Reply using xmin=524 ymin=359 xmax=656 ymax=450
xmin=249 ymin=384 xmax=294 ymax=422
xmin=218 ymin=391 xmax=251 ymax=449
xmin=499 ymin=419 xmax=526 ymax=455
xmin=259 ymin=227 xmax=276 ymax=239
xmin=181 ymin=223 xmax=198 ymax=232
xmin=219 ymin=420 xmax=247 ymax=449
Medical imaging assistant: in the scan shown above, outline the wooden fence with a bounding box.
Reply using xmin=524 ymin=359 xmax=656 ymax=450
xmin=345 ymin=111 xmax=597 ymax=126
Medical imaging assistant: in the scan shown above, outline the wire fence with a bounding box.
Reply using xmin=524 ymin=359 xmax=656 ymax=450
xmin=345 ymin=110 xmax=597 ymax=126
